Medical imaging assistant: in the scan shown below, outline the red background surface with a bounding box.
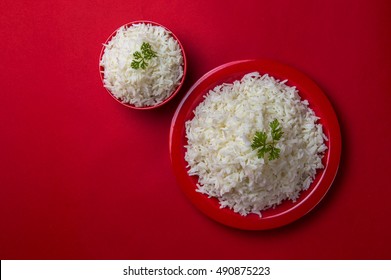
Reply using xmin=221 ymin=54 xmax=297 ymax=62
xmin=1 ymin=0 xmax=390 ymax=259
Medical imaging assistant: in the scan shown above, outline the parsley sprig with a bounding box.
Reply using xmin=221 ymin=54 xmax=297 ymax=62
xmin=131 ymin=42 xmax=158 ymax=70
xmin=251 ymin=119 xmax=284 ymax=160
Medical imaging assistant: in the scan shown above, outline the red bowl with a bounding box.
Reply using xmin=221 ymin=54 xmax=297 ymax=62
xmin=169 ymin=59 xmax=342 ymax=230
xmin=99 ymin=20 xmax=187 ymax=110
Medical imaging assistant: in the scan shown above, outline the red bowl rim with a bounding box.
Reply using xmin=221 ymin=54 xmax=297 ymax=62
xmin=99 ymin=20 xmax=187 ymax=110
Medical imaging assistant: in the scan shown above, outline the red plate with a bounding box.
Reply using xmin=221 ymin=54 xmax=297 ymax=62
xmin=169 ymin=59 xmax=341 ymax=230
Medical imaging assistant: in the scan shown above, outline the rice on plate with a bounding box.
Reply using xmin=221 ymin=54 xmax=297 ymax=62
xmin=185 ymin=72 xmax=328 ymax=217
xmin=100 ymin=22 xmax=185 ymax=108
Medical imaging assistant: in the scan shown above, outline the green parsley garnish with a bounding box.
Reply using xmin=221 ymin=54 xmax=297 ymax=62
xmin=130 ymin=42 xmax=158 ymax=70
xmin=251 ymin=119 xmax=284 ymax=160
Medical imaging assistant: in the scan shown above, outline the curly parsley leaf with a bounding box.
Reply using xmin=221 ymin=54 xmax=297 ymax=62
xmin=268 ymin=146 xmax=281 ymax=161
xmin=270 ymin=119 xmax=283 ymax=141
xmin=131 ymin=42 xmax=158 ymax=70
xmin=251 ymin=119 xmax=283 ymax=160
xmin=251 ymin=131 xmax=267 ymax=150
xmin=141 ymin=42 xmax=158 ymax=60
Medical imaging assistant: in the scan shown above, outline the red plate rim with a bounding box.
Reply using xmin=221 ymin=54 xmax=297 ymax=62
xmin=169 ymin=59 xmax=341 ymax=230
xmin=98 ymin=20 xmax=187 ymax=110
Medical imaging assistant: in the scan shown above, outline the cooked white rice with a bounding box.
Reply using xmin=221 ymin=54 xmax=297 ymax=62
xmin=185 ymin=72 xmax=327 ymax=216
xmin=100 ymin=23 xmax=184 ymax=107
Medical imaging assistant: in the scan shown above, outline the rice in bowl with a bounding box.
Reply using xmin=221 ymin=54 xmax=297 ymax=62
xmin=185 ymin=72 xmax=328 ymax=216
xmin=100 ymin=22 xmax=184 ymax=108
